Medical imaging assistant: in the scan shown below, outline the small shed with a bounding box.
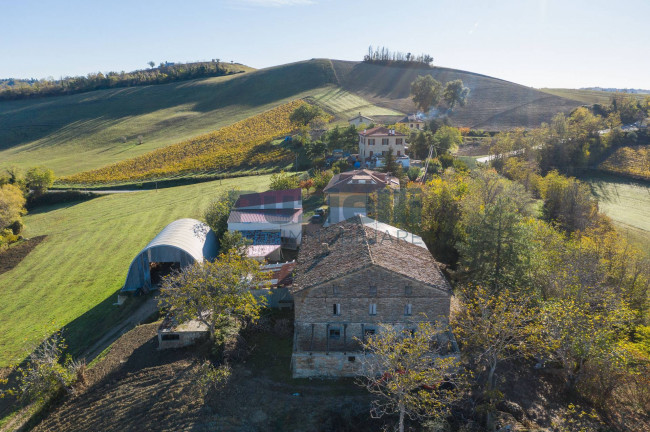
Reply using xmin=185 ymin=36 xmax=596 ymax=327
xmin=121 ymin=218 xmax=218 ymax=293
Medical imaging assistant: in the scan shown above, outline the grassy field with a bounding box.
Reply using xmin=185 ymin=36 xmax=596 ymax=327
xmin=0 ymin=175 xmax=272 ymax=366
xmin=308 ymin=87 xmax=402 ymax=122
xmin=0 ymin=60 xmax=338 ymax=176
xmin=582 ymin=172 xmax=650 ymax=251
xmin=540 ymin=88 xmax=648 ymax=105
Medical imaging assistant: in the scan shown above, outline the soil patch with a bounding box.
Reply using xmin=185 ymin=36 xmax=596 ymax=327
xmin=0 ymin=236 xmax=47 ymax=276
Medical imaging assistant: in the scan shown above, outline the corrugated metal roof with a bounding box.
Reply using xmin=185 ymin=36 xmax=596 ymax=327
xmin=141 ymin=218 xmax=217 ymax=263
xmin=228 ymin=209 xmax=303 ymax=224
xmin=235 ymin=188 xmax=302 ymax=209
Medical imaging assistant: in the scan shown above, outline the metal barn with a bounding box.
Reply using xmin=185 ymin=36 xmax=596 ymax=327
xmin=121 ymin=218 xmax=218 ymax=293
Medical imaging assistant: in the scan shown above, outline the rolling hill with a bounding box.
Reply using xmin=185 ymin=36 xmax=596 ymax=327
xmin=0 ymin=58 xmax=583 ymax=177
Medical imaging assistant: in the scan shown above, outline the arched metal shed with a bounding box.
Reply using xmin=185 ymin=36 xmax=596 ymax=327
xmin=121 ymin=218 xmax=218 ymax=292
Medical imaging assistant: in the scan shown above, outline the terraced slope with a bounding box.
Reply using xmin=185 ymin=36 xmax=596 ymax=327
xmin=331 ymin=60 xmax=581 ymax=130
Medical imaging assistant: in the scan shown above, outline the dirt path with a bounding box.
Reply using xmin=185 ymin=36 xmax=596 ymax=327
xmin=80 ymin=296 xmax=159 ymax=363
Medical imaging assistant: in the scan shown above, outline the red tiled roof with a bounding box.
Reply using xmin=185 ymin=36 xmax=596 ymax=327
xmin=359 ymin=126 xmax=406 ymax=137
xmin=234 ymin=188 xmax=302 ymax=209
xmin=228 ymin=208 xmax=303 ymax=224
xmin=292 ymin=216 xmax=451 ymax=293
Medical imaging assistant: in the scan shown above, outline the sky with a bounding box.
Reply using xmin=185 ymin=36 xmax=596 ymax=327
xmin=1 ymin=0 xmax=648 ymax=89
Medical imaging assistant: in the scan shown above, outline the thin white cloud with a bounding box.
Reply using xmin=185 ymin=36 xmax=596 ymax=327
xmin=237 ymin=0 xmax=316 ymax=6
xmin=468 ymin=21 xmax=479 ymax=35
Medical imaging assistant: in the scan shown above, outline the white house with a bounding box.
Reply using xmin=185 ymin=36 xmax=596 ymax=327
xmin=399 ymin=114 xmax=425 ymax=131
xmin=358 ymin=127 xmax=407 ymax=165
xmin=348 ymin=112 xmax=375 ymax=127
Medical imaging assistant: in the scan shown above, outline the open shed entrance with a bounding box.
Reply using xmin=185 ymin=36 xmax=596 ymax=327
xmin=150 ymin=262 xmax=180 ymax=286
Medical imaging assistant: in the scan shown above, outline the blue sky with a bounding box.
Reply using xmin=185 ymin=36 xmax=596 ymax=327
xmin=1 ymin=0 xmax=648 ymax=88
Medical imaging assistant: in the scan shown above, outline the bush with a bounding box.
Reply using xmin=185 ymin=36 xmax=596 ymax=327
xmin=269 ymin=170 xmax=300 ymax=190
xmin=407 ymin=166 xmax=421 ymax=181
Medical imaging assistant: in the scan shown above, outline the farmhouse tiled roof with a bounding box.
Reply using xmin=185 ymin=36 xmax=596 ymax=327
xmin=359 ymin=126 xmax=406 ymax=137
xmin=292 ymin=216 xmax=451 ymax=293
xmin=322 ymin=169 xmax=399 ymax=194
xmin=228 ymin=208 xmax=303 ymax=224
xmin=234 ymin=188 xmax=302 ymax=209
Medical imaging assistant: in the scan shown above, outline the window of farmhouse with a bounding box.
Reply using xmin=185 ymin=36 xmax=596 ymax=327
xmin=404 ymin=304 xmax=412 ymax=316
xmin=333 ymin=303 xmax=341 ymax=315
xmin=369 ymin=139 xmax=375 ymax=145
xmin=369 ymin=285 xmax=377 ymax=295
xmin=329 ymin=328 xmax=341 ymax=339
xmin=396 ymin=138 xmax=403 ymax=145
xmin=405 ymin=285 xmax=413 ymax=296
xmin=369 ymin=303 xmax=377 ymax=315
xmin=382 ymin=138 xmax=389 ymax=145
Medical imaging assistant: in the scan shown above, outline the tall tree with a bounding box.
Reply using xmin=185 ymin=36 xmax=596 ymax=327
xmin=24 ymin=166 xmax=55 ymax=196
xmin=0 ymin=184 xmax=26 ymax=230
xmin=204 ymin=189 xmax=240 ymax=239
xmin=358 ymin=321 xmax=465 ymax=432
xmin=442 ymin=79 xmax=470 ymax=110
xmin=410 ymin=75 xmax=442 ymax=113
xmin=158 ymin=251 xmax=268 ymax=340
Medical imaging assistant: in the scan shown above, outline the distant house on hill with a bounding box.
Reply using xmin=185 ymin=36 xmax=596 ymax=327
xmin=227 ymin=189 xmax=303 ymax=260
xmin=290 ymin=216 xmax=454 ymax=378
xmin=398 ymin=114 xmax=425 ymax=131
xmin=322 ymin=169 xmax=399 ymax=226
xmin=348 ymin=112 xmax=375 ymax=127
xmin=358 ymin=127 xmax=407 ymax=165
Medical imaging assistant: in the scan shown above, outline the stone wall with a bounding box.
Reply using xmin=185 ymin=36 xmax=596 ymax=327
xmin=291 ymin=352 xmax=368 ymax=378
xmin=293 ymin=265 xmax=450 ymax=357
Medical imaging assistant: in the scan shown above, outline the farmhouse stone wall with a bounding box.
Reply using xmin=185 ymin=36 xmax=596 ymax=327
xmin=292 ymin=265 xmax=450 ymax=376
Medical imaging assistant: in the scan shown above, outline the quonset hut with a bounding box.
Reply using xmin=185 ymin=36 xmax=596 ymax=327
xmin=121 ymin=218 xmax=218 ymax=293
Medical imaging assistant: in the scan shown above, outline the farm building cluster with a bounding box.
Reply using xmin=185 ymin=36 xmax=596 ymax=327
xmin=120 ymin=167 xmax=454 ymax=377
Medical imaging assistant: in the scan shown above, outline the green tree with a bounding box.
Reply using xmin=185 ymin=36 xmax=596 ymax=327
xmin=432 ymin=126 xmax=462 ymax=154
xmin=311 ymin=169 xmax=334 ymax=192
xmin=218 ymin=230 xmax=252 ymax=257
xmin=158 ymin=251 xmax=268 ymax=340
xmin=382 ymin=147 xmax=399 ymax=174
xmin=358 ymin=321 xmax=465 ymax=432
xmin=458 ymin=172 xmax=536 ymax=291
xmin=306 ymin=140 xmax=328 ymax=160
xmin=204 ymin=189 xmax=240 ymax=239
xmin=289 ymin=104 xmax=323 ymax=126
xmin=540 ymin=171 xmax=597 ymax=233
xmin=410 ymin=75 xmax=442 ymax=113
xmin=409 ymin=130 xmax=433 ymax=160
xmin=406 ymin=166 xmax=421 ymax=182
xmin=148 ymin=61 xmax=155 ymax=69
xmin=24 ymin=166 xmax=55 ymax=196
xmin=269 ymin=170 xmax=300 ymax=190
xmin=442 ymin=79 xmax=470 ymax=110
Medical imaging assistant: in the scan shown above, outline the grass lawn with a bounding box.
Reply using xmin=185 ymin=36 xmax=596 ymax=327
xmin=581 ymin=172 xmax=650 ymax=252
xmin=0 ymin=175 xmax=272 ymax=366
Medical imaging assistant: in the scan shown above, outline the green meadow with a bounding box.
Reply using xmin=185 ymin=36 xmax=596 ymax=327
xmin=0 ymin=175 xmax=272 ymax=366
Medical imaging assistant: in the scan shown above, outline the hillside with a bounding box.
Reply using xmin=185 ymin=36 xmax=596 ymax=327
xmin=331 ymin=60 xmax=581 ymax=130
xmin=540 ymin=88 xmax=649 ymax=105
xmin=0 ymin=59 xmax=583 ymax=177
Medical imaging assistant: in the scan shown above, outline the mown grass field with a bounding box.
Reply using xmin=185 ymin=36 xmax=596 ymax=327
xmin=540 ymin=88 xmax=648 ymax=105
xmin=0 ymin=175 xmax=272 ymax=367
xmin=582 ymin=172 xmax=650 ymax=252
xmin=0 ymin=60 xmax=338 ymax=176
xmin=308 ymin=87 xmax=402 ymax=122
